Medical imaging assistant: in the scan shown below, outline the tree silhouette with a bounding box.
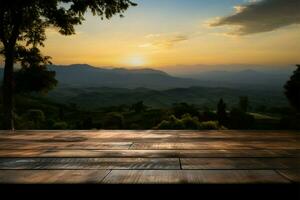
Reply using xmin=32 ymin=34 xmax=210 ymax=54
xmin=284 ymin=65 xmax=300 ymax=113
xmin=239 ymin=96 xmax=249 ymax=113
xmin=131 ymin=101 xmax=147 ymax=113
xmin=217 ymin=98 xmax=228 ymax=126
xmin=0 ymin=0 xmax=136 ymax=130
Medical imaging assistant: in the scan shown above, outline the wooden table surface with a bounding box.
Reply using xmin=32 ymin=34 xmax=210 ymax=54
xmin=0 ymin=130 xmax=299 ymax=184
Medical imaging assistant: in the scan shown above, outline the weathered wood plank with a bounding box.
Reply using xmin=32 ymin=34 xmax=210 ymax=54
xmin=0 ymin=170 xmax=110 ymax=184
xmin=0 ymin=142 xmax=132 ymax=150
xmin=178 ymin=149 xmax=300 ymax=158
xmin=1 ymin=136 xmax=299 ymax=144
xmin=0 ymin=130 xmax=298 ymax=184
xmin=181 ymin=158 xmax=300 ymax=170
xmin=102 ymin=170 xmax=290 ymax=184
xmin=277 ymin=170 xmax=300 ymax=183
xmin=0 ymin=130 xmax=299 ymax=141
xmin=0 ymin=149 xmax=299 ymax=158
xmin=130 ymin=141 xmax=300 ymax=150
xmin=0 ymin=158 xmax=180 ymax=170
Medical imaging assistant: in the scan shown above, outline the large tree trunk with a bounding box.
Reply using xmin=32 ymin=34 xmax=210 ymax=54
xmin=2 ymin=47 xmax=15 ymax=130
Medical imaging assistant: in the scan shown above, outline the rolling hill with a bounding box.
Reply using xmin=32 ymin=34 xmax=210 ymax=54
xmin=1 ymin=64 xmax=292 ymax=90
xmin=47 ymin=86 xmax=288 ymax=109
xmin=181 ymin=69 xmax=292 ymax=89
xmin=0 ymin=64 xmax=291 ymax=110
xmin=49 ymin=64 xmax=218 ymax=90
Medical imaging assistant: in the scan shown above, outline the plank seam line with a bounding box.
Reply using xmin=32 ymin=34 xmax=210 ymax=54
xmin=100 ymin=170 xmax=112 ymax=183
xmin=0 ymin=157 xmax=299 ymax=159
xmin=1 ymin=149 xmax=300 ymax=151
xmin=128 ymin=142 xmax=134 ymax=150
xmin=1 ymin=168 xmax=299 ymax=171
xmin=179 ymin=158 xmax=182 ymax=170
xmin=1 ymin=157 xmax=299 ymax=159
xmin=275 ymin=170 xmax=294 ymax=183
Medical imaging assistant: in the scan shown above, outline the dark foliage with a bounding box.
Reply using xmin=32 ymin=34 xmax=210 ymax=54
xmin=0 ymin=0 xmax=137 ymax=129
xmin=131 ymin=101 xmax=147 ymax=113
xmin=284 ymin=65 xmax=300 ymax=112
xmin=239 ymin=96 xmax=249 ymax=113
xmin=228 ymin=108 xmax=255 ymax=129
xmin=1 ymin=94 xmax=294 ymax=130
xmin=217 ymin=98 xmax=228 ymax=126
xmin=103 ymin=112 xmax=125 ymax=129
xmin=172 ymin=103 xmax=199 ymax=118
xmin=15 ymin=66 xmax=57 ymax=94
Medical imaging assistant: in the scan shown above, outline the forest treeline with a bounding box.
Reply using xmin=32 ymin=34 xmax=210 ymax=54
xmin=0 ymin=94 xmax=298 ymax=130
xmin=0 ymin=65 xmax=299 ymax=130
xmin=1 ymin=1 xmax=299 ymax=130
xmin=1 ymin=65 xmax=300 ymax=130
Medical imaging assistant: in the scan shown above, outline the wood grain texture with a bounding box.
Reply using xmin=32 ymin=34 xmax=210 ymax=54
xmin=277 ymin=170 xmax=300 ymax=183
xmin=0 ymin=142 xmax=132 ymax=150
xmin=0 ymin=158 xmax=180 ymax=170
xmin=0 ymin=170 xmax=110 ymax=184
xmin=102 ymin=170 xmax=290 ymax=184
xmin=130 ymin=141 xmax=300 ymax=150
xmin=0 ymin=130 xmax=299 ymax=184
xmin=181 ymin=158 xmax=300 ymax=170
xmin=0 ymin=149 xmax=299 ymax=158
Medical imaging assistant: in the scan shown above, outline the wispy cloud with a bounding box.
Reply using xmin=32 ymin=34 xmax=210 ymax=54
xmin=140 ymin=33 xmax=190 ymax=49
xmin=207 ymin=0 xmax=300 ymax=35
xmin=139 ymin=31 xmax=205 ymax=50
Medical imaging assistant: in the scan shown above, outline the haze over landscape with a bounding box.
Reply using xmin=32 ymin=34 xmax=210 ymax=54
xmin=0 ymin=0 xmax=299 ymax=130
xmin=1 ymin=0 xmax=299 ymax=72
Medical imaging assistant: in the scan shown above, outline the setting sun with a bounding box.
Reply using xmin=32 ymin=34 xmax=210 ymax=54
xmin=126 ymin=55 xmax=147 ymax=67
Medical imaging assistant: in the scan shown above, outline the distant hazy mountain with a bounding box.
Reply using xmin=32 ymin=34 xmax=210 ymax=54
xmin=49 ymin=64 xmax=293 ymax=90
xmin=0 ymin=64 xmax=289 ymax=108
xmin=180 ymin=69 xmax=292 ymax=89
xmin=48 ymin=64 xmax=217 ymax=90
xmin=0 ymin=64 xmax=293 ymax=90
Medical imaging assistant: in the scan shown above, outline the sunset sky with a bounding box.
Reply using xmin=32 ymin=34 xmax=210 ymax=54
xmin=39 ymin=0 xmax=300 ymax=71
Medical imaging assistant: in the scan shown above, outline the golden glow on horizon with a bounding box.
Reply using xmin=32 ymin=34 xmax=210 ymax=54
xmin=41 ymin=24 xmax=300 ymax=69
xmin=35 ymin=1 xmax=300 ymax=70
xmin=125 ymin=55 xmax=147 ymax=67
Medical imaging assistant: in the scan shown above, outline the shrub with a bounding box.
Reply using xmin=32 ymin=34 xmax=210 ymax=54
xmin=154 ymin=115 xmax=185 ymax=130
xmin=15 ymin=114 xmax=35 ymax=130
xmin=16 ymin=110 xmax=46 ymax=129
xmin=23 ymin=109 xmax=45 ymax=122
xmin=280 ymin=114 xmax=300 ymax=130
xmin=228 ymin=108 xmax=255 ymax=129
xmin=52 ymin=122 xmax=68 ymax=130
xmin=199 ymin=121 xmax=220 ymax=130
xmin=181 ymin=114 xmax=200 ymax=129
xmin=129 ymin=123 xmax=142 ymax=130
xmin=103 ymin=112 xmax=125 ymax=129
xmin=168 ymin=115 xmax=185 ymax=129
xmin=172 ymin=103 xmax=199 ymax=118
xmin=154 ymin=120 xmax=171 ymax=130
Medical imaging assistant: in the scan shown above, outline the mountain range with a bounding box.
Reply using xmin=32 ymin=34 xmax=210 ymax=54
xmin=48 ymin=64 xmax=292 ymax=90
xmin=48 ymin=64 xmax=215 ymax=90
xmin=0 ymin=64 xmax=293 ymax=90
xmin=181 ymin=69 xmax=292 ymax=89
xmin=0 ymin=64 xmax=291 ymax=108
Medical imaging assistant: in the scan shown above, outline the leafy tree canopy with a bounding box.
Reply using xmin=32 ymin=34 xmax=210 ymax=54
xmin=239 ymin=96 xmax=249 ymax=113
xmin=0 ymin=0 xmax=137 ymax=66
xmin=14 ymin=47 xmax=57 ymax=94
xmin=285 ymin=65 xmax=300 ymax=112
xmin=0 ymin=0 xmax=136 ymax=129
xmin=217 ymin=98 xmax=228 ymax=125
